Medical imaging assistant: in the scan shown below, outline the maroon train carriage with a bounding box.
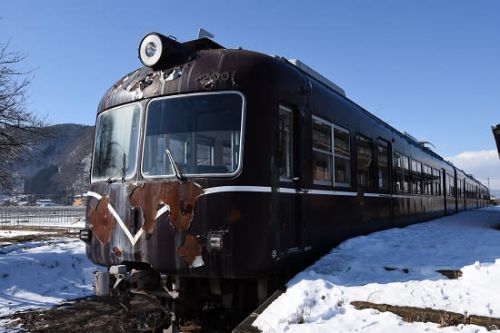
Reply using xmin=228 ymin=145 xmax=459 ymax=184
xmin=80 ymin=32 xmax=490 ymax=328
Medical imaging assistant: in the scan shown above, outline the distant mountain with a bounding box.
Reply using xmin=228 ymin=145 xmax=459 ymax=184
xmin=9 ymin=124 xmax=94 ymax=202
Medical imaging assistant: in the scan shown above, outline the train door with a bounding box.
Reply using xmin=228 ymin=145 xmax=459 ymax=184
xmin=454 ymin=169 xmax=458 ymax=212
xmin=377 ymin=139 xmax=394 ymax=228
xmin=476 ymin=185 xmax=479 ymax=208
xmin=277 ymin=105 xmax=303 ymax=256
xmin=442 ymin=169 xmax=448 ymax=214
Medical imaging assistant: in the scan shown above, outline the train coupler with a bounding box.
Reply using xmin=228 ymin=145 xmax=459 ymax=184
xmin=94 ymin=263 xmax=163 ymax=296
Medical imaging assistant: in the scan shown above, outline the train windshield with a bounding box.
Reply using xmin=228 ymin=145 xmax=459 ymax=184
xmin=91 ymin=103 xmax=141 ymax=182
xmin=142 ymin=92 xmax=244 ymax=177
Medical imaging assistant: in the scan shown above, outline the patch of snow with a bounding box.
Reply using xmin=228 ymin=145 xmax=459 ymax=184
xmin=0 ymin=230 xmax=56 ymax=238
xmin=254 ymin=207 xmax=500 ymax=332
xmin=0 ymin=239 xmax=100 ymax=317
xmin=0 ymin=220 xmax=85 ymax=230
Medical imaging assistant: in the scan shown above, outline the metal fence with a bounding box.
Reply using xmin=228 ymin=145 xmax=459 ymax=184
xmin=0 ymin=206 xmax=86 ymax=228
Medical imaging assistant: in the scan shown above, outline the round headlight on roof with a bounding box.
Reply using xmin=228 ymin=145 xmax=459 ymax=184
xmin=139 ymin=33 xmax=163 ymax=67
xmin=138 ymin=32 xmax=189 ymax=69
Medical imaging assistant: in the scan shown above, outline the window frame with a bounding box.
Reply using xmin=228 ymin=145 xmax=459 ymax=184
xmin=356 ymin=134 xmax=374 ymax=190
xmin=422 ymin=164 xmax=432 ymax=195
xmin=446 ymin=173 xmax=456 ymax=197
xmin=312 ymin=115 xmax=351 ymax=187
xmin=141 ymin=90 xmax=246 ymax=179
xmin=432 ymin=168 xmax=441 ymax=196
xmin=91 ymin=102 xmax=142 ymax=183
xmin=312 ymin=116 xmax=334 ymax=186
xmin=333 ymin=125 xmax=351 ymax=187
xmin=377 ymin=141 xmax=390 ymax=192
xmin=410 ymin=159 xmax=423 ymax=195
xmin=393 ymin=152 xmax=410 ymax=193
xmin=278 ymin=105 xmax=294 ymax=182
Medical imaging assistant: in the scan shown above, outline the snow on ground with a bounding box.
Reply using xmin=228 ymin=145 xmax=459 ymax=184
xmin=0 ymin=230 xmax=56 ymax=238
xmin=254 ymin=206 xmax=500 ymax=333
xmin=0 ymin=239 xmax=99 ymax=317
xmin=1 ymin=208 xmax=499 ymax=332
xmin=0 ymin=220 xmax=85 ymax=230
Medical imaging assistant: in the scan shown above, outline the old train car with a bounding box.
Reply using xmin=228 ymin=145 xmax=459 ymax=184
xmin=80 ymin=32 xmax=490 ymax=328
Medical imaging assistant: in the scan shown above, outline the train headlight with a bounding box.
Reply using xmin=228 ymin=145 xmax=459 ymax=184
xmin=207 ymin=231 xmax=224 ymax=252
xmin=138 ymin=32 xmax=188 ymax=69
xmin=145 ymin=42 xmax=157 ymax=57
xmin=139 ymin=33 xmax=163 ymax=68
xmin=79 ymin=229 xmax=92 ymax=243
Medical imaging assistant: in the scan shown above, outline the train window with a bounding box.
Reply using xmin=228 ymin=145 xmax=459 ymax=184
xmin=356 ymin=135 xmax=373 ymax=189
xmin=312 ymin=118 xmax=333 ymax=185
xmin=92 ymin=103 xmax=141 ymax=182
xmin=142 ymin=92 xmax=243 ymax=177
xmin=423 ymin=165 xmax=432 ymax=195
xmin=432 ymin=168 xmax=441 ymax=196
xmin=411 ymin=159 xmax=422 ymax=194
xmin=393 ymin=152 xmax=410 ymax=193
xmin=334 ymin=126 xmax=351 ymax=187
xmin=278 ymin=106 xmax=293 ymax=180
xmin=446 ymin=174 xmax=450 ymax=196
xmin=312 ymin=117 xmax=351 ymax=187
xmin=447 ymin=174 xmax=456 ymax=197
xmin=377 ymin=144 xmax=389 ymax=191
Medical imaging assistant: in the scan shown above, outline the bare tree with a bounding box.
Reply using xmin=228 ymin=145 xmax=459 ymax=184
xmin=0 ymin=42 xmax=46 ymax=190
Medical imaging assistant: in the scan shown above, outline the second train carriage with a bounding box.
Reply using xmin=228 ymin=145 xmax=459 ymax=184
xmin=81 ymin=32 xmax=490 ymax=324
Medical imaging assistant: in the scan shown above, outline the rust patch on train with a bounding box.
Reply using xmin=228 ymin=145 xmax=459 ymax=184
xmin=89 ymin=196 xmax=116 ymax=244
xmin=160 ymin=182 xmax=203 ymax=230
xmin=129 ymin=181 xmax=203 ymax=233
xmin=112 ymin=246 xmax=122 ymax=258
xmin=129 ymin=181 xmax=204 ymax=266
xmin=177 ymin=234 xmax=203 ymax=265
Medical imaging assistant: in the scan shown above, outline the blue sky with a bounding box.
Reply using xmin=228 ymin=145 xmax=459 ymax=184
xmin=1 ymin=1 xmax=500 ymax=178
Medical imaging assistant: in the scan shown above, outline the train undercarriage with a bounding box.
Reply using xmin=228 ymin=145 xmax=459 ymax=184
xmin=95 ymin=262 xmax=288 ymax=332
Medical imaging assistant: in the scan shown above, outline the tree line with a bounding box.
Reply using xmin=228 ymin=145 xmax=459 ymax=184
xmin=0 ymin=42 xmax=47 ymax=191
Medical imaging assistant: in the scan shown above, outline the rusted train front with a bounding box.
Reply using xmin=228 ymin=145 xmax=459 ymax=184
xmin=81 ymin=33 xmax=301 ymax=282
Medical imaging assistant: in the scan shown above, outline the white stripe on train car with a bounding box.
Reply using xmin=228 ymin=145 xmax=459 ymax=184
xmin=86 ymin=191 xmax=171 ymax=247
xmin=203 ymin=186 xmax=390 ymax=198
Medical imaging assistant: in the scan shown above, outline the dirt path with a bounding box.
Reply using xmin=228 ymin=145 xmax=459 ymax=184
xmin=1 ymin=294 xmax=167 ymax=333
